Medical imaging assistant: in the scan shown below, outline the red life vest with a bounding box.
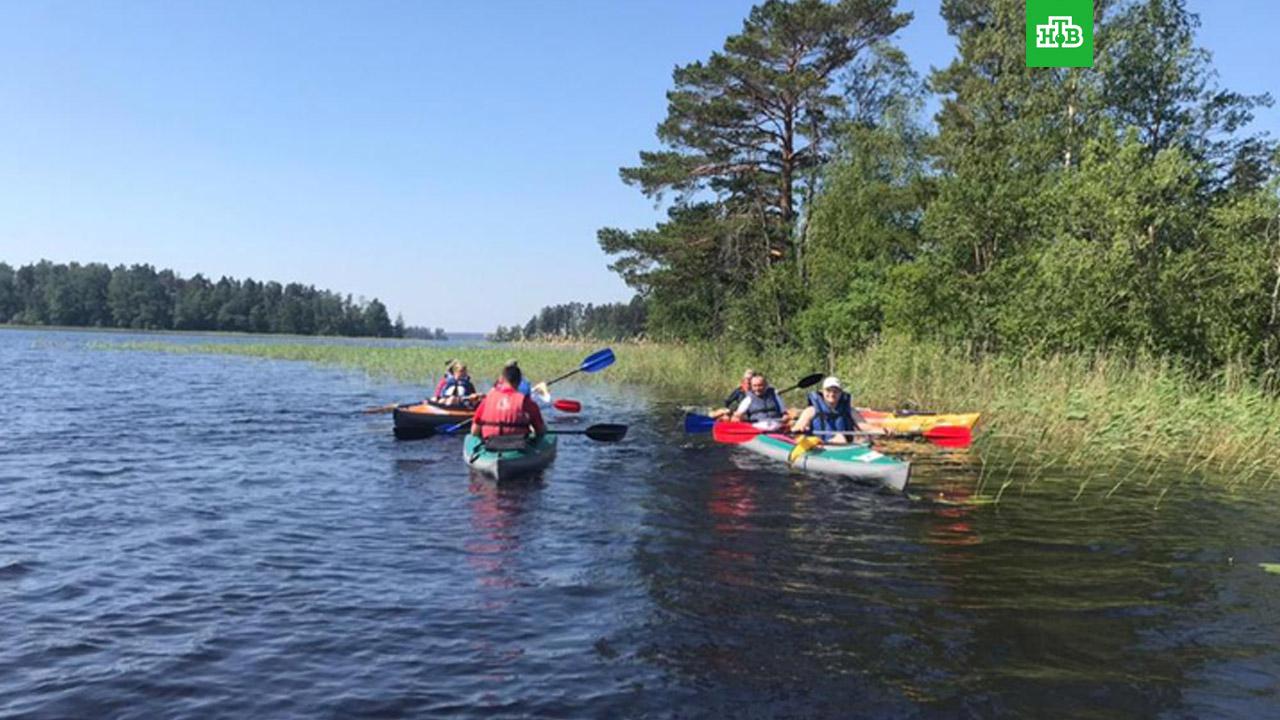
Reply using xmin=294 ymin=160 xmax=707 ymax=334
xmin=475 ymin=386 xmax=531 ymax=439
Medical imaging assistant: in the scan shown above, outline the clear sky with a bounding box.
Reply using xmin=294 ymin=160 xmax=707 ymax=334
xmin=1 ymin=1 xmax=1274 ymax=331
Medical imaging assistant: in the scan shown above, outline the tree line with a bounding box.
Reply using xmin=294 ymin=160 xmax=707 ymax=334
xmin=490 ymin=297 xmax=647 ymax=341
xmin=0 ymin=260 xmax=410 ymax=338
xmin=587 ymin=0 xmax=1280 ymax=382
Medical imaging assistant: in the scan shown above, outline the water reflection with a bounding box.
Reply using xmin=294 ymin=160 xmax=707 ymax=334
xmin=465 ymin=477 xmax=544 ymax=595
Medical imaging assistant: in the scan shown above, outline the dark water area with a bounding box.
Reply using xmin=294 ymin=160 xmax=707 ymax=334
xmin=2 ymin=328 xmax=1278 ymax=718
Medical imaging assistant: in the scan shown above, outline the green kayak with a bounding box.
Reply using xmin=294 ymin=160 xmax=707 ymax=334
xmin=463 ymin=434 xmax=558 ymax=481
xmin=739 ymin=433 xmax=910 ymax=492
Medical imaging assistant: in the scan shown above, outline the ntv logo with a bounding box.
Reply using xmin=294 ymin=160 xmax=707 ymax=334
xmin=1035 ymin=16 xmax=1084 ymax=49
xmin=1026 ymin=0 xmax=1093 ymax=67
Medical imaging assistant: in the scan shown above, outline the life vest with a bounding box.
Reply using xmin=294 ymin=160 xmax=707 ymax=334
xmin=724 ymin=384 xmax=748 ymax=409
xmin=742 ymin=388 xmax=783 ymax=422
xmin=441 ymin=374 xmax=475 ymax=398
xmin=474 ymin=386 xmax=531 ymax=439
xmin=808 ymin=390 xmax=854 ymax=433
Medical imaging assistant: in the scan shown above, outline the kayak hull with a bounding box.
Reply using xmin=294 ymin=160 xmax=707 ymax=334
xmin=464 ymin=434 xmax=558 ymax=481
xmin=739 ymin=433 xmax=910 ymax=493
xmin=393 ymin=402 xmax=474 ymax=439
xmin=858 ymin=409 xmax=980 ymax=435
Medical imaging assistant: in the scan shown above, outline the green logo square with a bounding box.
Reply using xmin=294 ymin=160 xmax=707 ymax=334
xmin=1026 ymin=0 xmax=1094 ymax=67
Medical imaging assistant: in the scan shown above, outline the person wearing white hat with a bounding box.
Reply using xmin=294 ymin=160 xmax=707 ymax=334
xmin=790 ymin=375 xmax=879 ymax=444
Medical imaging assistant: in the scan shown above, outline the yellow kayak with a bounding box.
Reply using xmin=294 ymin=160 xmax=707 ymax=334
xmin=857 ymin=408 xmax=980 ymax=434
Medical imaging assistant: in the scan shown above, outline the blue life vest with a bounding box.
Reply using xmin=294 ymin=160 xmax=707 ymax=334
xmin=441 ymin=374 xmax=476 ymax=398
xmin=742 ymin=388 xmax=783 ymax=422
xmin=724 ymin=386 xmax=747 ymax=410
xmin=517 ymin=378 xmax=532 ymax=396
xmin=807 ymin=390 xmax=854 ymax=432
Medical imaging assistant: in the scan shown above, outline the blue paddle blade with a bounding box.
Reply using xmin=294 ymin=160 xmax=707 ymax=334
xmin=442 ymin=419 xmax=470 ymax=434
xmin=580 ymin=348 xmax=615 ymax=373
xmin=683 ymin=412 xmax=716 ymax=434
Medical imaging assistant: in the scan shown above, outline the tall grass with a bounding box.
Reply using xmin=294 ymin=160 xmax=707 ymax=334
xmin=106 ymin=337 xmax=1280 ymax=497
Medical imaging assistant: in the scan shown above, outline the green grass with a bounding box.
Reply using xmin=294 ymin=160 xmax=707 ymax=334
xmin=103 ymin=337 xmax=1280 ymax=501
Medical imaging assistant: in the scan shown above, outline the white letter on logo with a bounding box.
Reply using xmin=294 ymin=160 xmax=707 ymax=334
xmin=1038 ymin=16 xmax=1085 ymax=49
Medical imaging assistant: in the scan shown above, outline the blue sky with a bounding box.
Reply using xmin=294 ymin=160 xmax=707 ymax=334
xmin=0 ymin=1 xmax=1274 ymax=331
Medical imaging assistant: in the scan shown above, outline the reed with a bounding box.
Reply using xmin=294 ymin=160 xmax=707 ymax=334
xmin=105 ymin=337 xmax=1280 ymax=497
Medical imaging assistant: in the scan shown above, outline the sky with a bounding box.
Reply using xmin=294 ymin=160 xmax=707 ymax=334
xmin=0 ymin=1 xmax=1275 ymax=332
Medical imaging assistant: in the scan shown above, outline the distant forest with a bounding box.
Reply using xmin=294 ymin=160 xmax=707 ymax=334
xmin=0 ymin=260 xmax=433 ymax=338
xmin=490 ymin=296 xmax=647 ymax=341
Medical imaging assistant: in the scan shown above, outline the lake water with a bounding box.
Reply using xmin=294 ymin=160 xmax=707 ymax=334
xmin=2 ymin=328 xmax=1277 ymax=718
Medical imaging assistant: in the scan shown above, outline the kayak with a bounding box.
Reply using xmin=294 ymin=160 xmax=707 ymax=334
xmin=464 ymin=434 xmax=558 ymax=481
xmin=393 ymin=402 xmax=474 ymax=439
xmin=858 ymin=409 xmax=980 ymax=435
xmin=738 ymin=433 xmax=910 ymax=492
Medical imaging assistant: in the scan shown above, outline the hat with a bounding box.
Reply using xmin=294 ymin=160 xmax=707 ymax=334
xmin=821 ymin=376 xmax=842 ymax=390
xmin=504 ymin=358 xmax=519 ymax=368
xmin=444 ymin=358 xmax=457 ymax=370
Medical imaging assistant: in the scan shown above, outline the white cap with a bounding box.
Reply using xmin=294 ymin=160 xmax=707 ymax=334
xmin=822 ymin=376 xmax=842 ymax=390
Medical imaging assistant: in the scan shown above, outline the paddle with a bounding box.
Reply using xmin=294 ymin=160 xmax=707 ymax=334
xmin=373 ymin=397 xmax=581 ymax=416
xmin=549 ymin=423 xmax=627 ymax=442
xmin=778 ymin=373 xmax=824 ymax=395
xmin=710 ymin=421 xmax=972 ymax=448
xmin=363 ymin=401 xmax=417 ymax=415
xmin=481 ymin=424 xmax=628 ymax=450
xmin=540 ymin=347 xmax=616 ymax=387
xmin=788 ymin=435 xmax=823 ymax=464
xmin=444 ymin=348 xmax=616 ymax=434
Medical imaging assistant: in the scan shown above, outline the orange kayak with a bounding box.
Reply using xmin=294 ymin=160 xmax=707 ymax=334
xmin=392 ymin=402 xmax=475 ymax=439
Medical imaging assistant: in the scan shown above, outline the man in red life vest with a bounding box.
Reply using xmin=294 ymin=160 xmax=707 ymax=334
xmin=470 ymin=363 xmax=546 ymax=441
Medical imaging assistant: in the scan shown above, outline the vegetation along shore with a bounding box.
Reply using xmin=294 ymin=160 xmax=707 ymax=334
xmin=108 ymin=337 xmax=1280 ymax=503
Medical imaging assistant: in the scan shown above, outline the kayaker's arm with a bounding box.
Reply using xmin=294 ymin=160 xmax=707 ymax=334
xmin=526 ymin=398 xmax=547 ymax=439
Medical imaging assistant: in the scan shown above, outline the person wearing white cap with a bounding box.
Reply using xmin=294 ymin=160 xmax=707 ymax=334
xmin=790 ymin=375 xmax=879 ymax=444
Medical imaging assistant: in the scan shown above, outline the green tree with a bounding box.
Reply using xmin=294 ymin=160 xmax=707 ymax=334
xmin=604 ymin=0 xmax=911 ymax=338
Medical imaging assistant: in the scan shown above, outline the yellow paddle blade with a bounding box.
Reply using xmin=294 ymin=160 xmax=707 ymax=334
xmin=788 ymin=435 xmax=823 ymax=464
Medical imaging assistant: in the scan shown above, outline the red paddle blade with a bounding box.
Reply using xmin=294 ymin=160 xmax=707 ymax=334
xmin=922 ymin=425 xmax=972 ymax=447
xmin=552 ymin=399 xmax=582 ymax=413
xmin=711 ymin=422 xmax=763 ymax=444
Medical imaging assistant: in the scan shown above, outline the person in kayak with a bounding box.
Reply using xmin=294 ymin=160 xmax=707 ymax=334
xmin=791 ymin=376 xmax=881 ymax=444
xmin=710 ymin=367 xmax=754 ymax=420
xmin=471 ymin=364 xmax=546 ymax=440
xmin=437 ymin=361 xmax=480 ymax=407
xmin=731 ymin=372 xmax=787 ymax=431
xmin=500 ymin=359 xmax=552 ymax=403
xmin=431 ymin=358 xmax=458 ymax=401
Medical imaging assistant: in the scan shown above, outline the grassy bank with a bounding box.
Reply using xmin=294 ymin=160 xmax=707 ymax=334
xmin=106 ymin=338 xmax=1280 ymax=499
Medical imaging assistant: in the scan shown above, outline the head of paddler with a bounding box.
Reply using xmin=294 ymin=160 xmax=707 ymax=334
xmin=740 ymin=367 xmax=754 ymax=391
xmin=454 ymin=363 xmax=469 ymax=380
xmin=501 ymin=363 xmax=522 ymax=390
xmin=821 ymin=376 xmax=844 ymax=404
xmin=749 ymin=372 xmax=770 ymax=397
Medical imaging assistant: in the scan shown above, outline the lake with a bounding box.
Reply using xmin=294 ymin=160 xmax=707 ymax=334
xmin=2 ymin=328 xmax=1277 ymax=718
